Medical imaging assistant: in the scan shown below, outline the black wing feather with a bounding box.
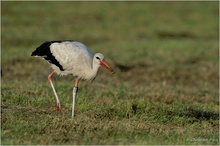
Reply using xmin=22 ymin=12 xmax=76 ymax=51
xmin=31 ymin=41 xmax=64 ymax=71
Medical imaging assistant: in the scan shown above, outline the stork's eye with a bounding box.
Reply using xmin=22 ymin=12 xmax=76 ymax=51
xmin=96 ymin=57 xmax=100 ymax=60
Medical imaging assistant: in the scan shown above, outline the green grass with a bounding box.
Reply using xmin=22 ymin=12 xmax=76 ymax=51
xmin=1 ymin=1 xmax=219 ymax=145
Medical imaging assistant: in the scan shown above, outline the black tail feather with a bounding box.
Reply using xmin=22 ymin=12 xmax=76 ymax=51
xmin=31 ymin=41 xmax=64 ymax=71
xmin=31 ymin=42 xmax=48 ymax=56
xmin=31 ymin=41 xmax=61 ymax=56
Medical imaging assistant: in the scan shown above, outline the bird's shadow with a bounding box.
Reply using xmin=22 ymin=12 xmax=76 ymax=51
xmin=183 ymin=108 xmax=219 ymax=121
xmin=131 ymin=104 xmax=219 ymax=121
xmin=161 ymin=107 xmax=219 ymax=122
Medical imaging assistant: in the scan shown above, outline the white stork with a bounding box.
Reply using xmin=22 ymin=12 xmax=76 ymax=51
xmin=31 ymin=41 xmax=114 ymax=117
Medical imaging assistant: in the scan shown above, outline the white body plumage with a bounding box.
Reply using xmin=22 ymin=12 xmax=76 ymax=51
xmin=50 ymin=42 xmax=96 ymax=80
xmin=32 ymin=41 xmax=114 ymax=80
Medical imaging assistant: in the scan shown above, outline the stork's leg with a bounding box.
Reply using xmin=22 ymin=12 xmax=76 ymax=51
xmin=72 ymin=79 xmax=79 ymax=117
xmin=48 ymin=71 xmax=61 ymax=114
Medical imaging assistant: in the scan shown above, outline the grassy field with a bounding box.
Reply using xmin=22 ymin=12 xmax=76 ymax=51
xmin=1 ymin=1 xmax=219 ymax=145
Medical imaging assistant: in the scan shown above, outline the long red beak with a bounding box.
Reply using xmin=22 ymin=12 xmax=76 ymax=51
xmin=100 ymin=59 xmax=115 ymax=74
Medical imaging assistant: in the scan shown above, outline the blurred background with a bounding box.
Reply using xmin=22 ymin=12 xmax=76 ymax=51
xmin=2 ymin=2 xmax=218 ymax=82
xmin=1 ymin=1 xmax=219 ymax=145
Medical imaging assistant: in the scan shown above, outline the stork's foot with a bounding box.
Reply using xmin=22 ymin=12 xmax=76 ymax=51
xmin=56 ymin=102 xmax=61 ymax=114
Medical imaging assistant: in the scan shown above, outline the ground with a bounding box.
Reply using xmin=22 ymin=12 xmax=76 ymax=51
xmin=1 ymin=1 xmax=219 ymax=145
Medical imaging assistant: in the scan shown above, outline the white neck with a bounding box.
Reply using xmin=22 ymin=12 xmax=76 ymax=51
xmin=87 ymin=57 xmax=100 ymax=80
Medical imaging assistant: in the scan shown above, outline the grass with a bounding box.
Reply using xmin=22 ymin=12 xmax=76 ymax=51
xmin=1 ymin=1 xmax=219 ymax=145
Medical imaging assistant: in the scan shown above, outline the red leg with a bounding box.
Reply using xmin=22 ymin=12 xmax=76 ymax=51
xmin=75 ymin=79 xmax=79 ymax=87
xmin=48 ymin=71 xmax=55 ymax=81
xmin=48 ymin=71 xmax=61 ymax=114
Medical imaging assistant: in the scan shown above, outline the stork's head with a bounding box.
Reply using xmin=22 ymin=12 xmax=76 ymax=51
xmin=94 ymin=53 xmax=114 ymax=74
